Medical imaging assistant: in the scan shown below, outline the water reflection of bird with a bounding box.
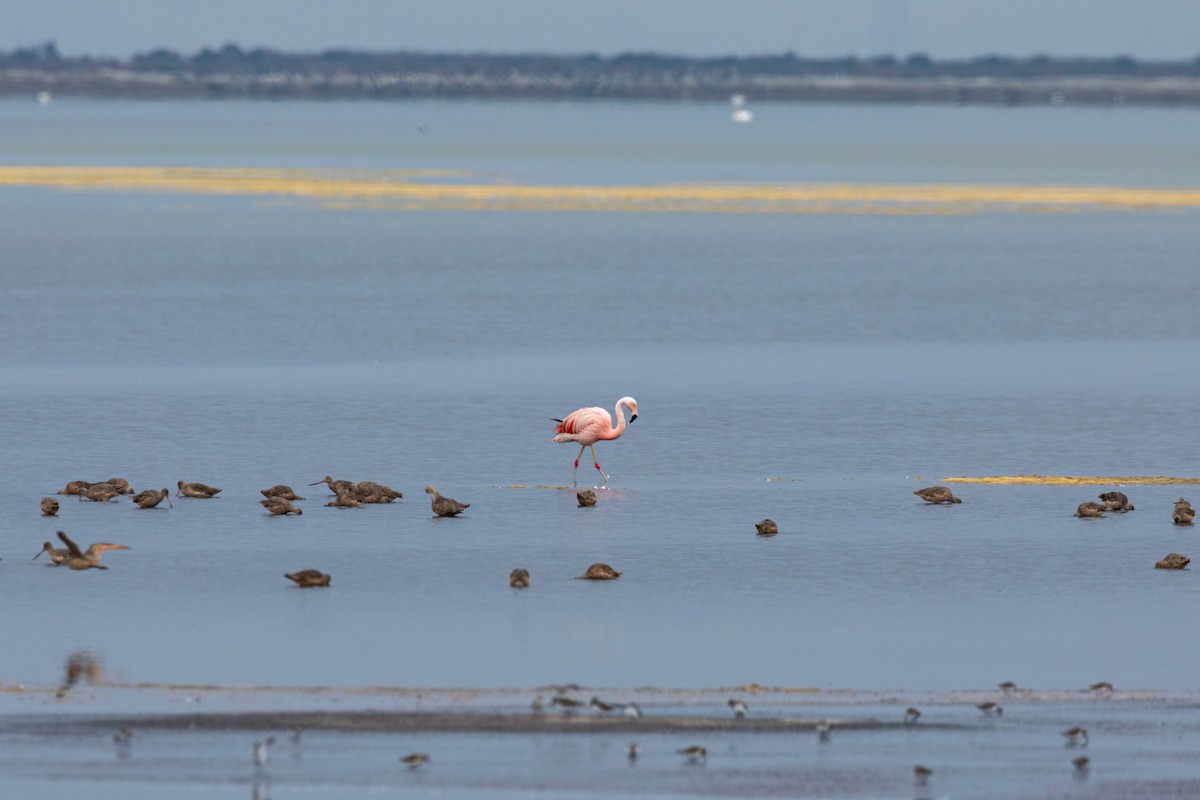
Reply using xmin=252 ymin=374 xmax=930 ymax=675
xmin=552 ymin=397 xmax=638 ymax=487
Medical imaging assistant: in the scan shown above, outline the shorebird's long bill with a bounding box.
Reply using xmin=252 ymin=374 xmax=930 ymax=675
xmin=32 ymin=549 xmax=44 ymax=560
xmin=307 ymin=480 xmax=323 ymax=486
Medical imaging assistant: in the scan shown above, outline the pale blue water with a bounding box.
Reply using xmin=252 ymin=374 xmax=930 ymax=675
xmin=2 ymin=98 xmax=1200 ymax=796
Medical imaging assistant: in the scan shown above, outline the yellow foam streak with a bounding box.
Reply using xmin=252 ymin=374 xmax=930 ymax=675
xmin=942 ymin=475 xmax=1200 ymax=485
xmin=2 ymin=166 xmax=1199 ymax=214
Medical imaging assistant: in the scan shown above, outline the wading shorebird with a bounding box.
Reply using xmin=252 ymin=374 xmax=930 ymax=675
xmin=261 ymin=497 xmax=302 ymax=516
xmin=113 ymin=726 xmax=132 ymax=747
xmin=677 ymin=745 xmax=707 ymax=764
xmin=622 ymin=702 xmax=642 ymax=718
xmin=1087 ymin=681 xmax=1114 ymax=696
xmin=37 ymin=531 xmax=129 ymax=570
xmin=509 ymin=568 xmax=530 ymax=588
xmin=261 ymin=485 xmax=304 ymax=501
xmin=976 ymin=702 xmax=1003 ymax=716
xmin=309 ymin=475 xmax=355 ymax=495
xmin=1062 ymin=726 xmax=1089 ymax=747
xmin=78 ymin=484 xmax=120 ymax=502
xmin=399 ymin=753 xmax=430 ymax=769
xmin=913 ymin=486 xmax=961 ymax=504
xmin=106 ymin=478 xmax=134 ymax=495
xmin=284 ymin=570 xmax=330 ymax=587
xmin=57 ymin=480 xmax=90 ymax=495
xmin=177 ymin=481 xmax=220 ymax=498
xmin=816 ymin=720 xmax=832 ymax=742
xmin=1099 ymin=491 xmax=1134 ymax=512
xmin=252 ymin=737 xmax=275 ymax=767
xmin=550 ymin=695 xmax=583 ymax=713
xmin=552 ymin=396 xmax=638 ymax=487
xmin=354 ymin=481 xmax=403 ymax=503
xmin=627 ymin=742 xmax=639 ymax=760
xmin=904 ymin=707 xmax=921 ymax=724
xmin=755 ymin=519 xmax=778 ymax=536
xmin=325 ymin=491 xmax=360 ymax=508
xmin=1075 ymin=502 xmax=1106 ymax=518
xmin=577 ymin=563 xmax=621 ymax=580
xmin=729 ymin=699 xmax=748 ymax=719
xmin=590 ymin=697 xmax=615 ymax=714
xmin=1073 ymin=755 xmax=1090 ymax=773
xmin=40 ymin=497 xmax=58 ymax=516
xmin=425 ymin=486 xmax=469 ymax=517
xmin=130 ymin=488 xmax=171 ymax=509
xmin=1156 ymin=552 xmax=1190 ymax=569
xmin=1173 ymin=498 xmax=1194 ymax=525
xmin=577 ymin=489 xmax=597 ymax=507
xmin=999 ymin=681 xmax=1017 ymax=695
xmin=914 ymin=764 xmax=933 ymax=784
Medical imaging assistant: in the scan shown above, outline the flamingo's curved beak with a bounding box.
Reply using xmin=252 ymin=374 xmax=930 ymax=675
xmin=629 ymin=414 xmax=638 ymax=422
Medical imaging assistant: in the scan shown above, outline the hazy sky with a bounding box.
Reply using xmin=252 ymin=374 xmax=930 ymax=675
xmin=4 ymin=0 xmax=1199 ymax=60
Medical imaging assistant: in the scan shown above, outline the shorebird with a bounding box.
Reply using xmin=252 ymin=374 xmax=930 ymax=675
xmin=590 ymin=697 xmax=615 ymax=714
xmin=131 ymin=487 xmax=172 ymax=509
xmin=1073 ymin=755 xmax=1090 ymax=773
xmin=1155 ymin=552 xmax=1190 ymax=569
xmin=261 ymin=485 xmax=304 ymax=501
xmin=309 ymin=475 xmax=355 ymax=495
xmin=284 ymin=570 xmax=330 ymax=587
xmin=400 ymin=753 xmax=430 ymax=768
xmin=355 ymin=481 xmax=403 ymax=503
xmin=1075 ymin=501 xmax=1106 ymax=518
xmin=729 ymin=698 xmax=748 ymax=719
xmin=1087 ymin=681 xmax=1114 ymax=696
xmin=550 ymin=695 xmax=583 ymax=713
xmin=913 ymin=486 xmax=961 ymax=504
xmin=622 ymin=702 xmax=642 ymax=718
xmin=57 ymin=480 xmax=90 ymax=495
xmin=999 ymin=681 xmax=1017 ymax=695
xmin=816 ymin=720 xmax=832 ymax=742
xmin=509 ymin=568 xmax=531 ymax=587
xmin=577 ymin=563 xmax=621 ymax=580
xmin=677 ymin=745 xmax=707 ymax=763
xmin=425 ymin=485 xmax=469 ymax=517
xmin=261 ymin=497 xmax=302 ymax=515
xmin=755 ymin=519 xmax=778 ymax=536
xmin=252 ymin=737 xmax=275 ymax=767
xmin=1099 ymin=491 xmax=1134 ymax=512
xmin=113 ymin=726 xmax=132 ymax=746
xmin=627 ymin=742 xmax=639 ymax=760
xmin=904 ymin=707 xmax=921 ymax=724
xmin=38 ymin=531 xmax=129 ymax=570
xmin=40 ymin=497 xmax=58 ymax=516
xmin=976 ymin=702 xmax=1003 ymax=716
xmin=325 ymin=490 xmax=360 ymax=508
xmin=577 ymin=489 xmax=597 ymax=507
xmin=1173 ymin=498 xmax=1194 ymax=525
xmin=914 ymin=764 xmax=933 ymax=784
xmin=1062 ymin=726 xmax=1089 ymax=746
xmin=177 ymin=481 xmax=220 ymax=498
xmin=78 ymin=484 xmax=120 ymax=502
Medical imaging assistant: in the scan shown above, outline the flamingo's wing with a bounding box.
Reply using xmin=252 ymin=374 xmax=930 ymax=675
xmin=553 ymin=407 xmax=611 ymax=441
xmin=57 ymin=531 xmax=84 ymax=558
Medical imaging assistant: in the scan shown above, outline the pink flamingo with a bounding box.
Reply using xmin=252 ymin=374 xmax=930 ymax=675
xmin=552 ymin=396 xmax=638 ymax=486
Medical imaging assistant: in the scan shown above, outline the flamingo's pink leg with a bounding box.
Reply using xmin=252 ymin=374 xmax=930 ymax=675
xmin=589 ymin=445 xmax=610 ymax=485
xmin=573 ymin=444 xmax=586 ymax=487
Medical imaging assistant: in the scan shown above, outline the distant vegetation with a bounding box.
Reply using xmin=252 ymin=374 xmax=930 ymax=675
xmin=3 ymin=41 xmax=1200 ymax=104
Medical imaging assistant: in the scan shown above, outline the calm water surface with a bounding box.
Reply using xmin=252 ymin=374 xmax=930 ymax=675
xmin=1 ymin=99 xmax=1199 ymax=794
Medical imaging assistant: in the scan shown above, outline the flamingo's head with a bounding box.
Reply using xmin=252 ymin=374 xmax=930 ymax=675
xmin=620 ymin=396 xmax=639 ymax=422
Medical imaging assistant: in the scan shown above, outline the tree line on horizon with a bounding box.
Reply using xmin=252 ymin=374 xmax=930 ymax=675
xmin=4 ymin=40 xmax=1200 ymax=79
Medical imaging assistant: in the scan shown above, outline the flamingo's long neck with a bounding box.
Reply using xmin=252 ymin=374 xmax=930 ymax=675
xmin=601 ymin=399 xmax=629 ymax=441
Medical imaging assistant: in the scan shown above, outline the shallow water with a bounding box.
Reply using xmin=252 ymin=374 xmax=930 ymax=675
xmin=2 ymin=99 xmax=1199 ymax=795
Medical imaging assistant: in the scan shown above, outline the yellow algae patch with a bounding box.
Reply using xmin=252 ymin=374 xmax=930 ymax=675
xmin=1 ymin=166 xmax=1200 ymax=214
xmin=942 ymin=475 xmax=1200 ymax=485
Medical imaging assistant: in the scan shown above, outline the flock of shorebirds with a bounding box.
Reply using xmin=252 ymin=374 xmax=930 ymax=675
xmin=910 ymin=485 xmax=1193 ymax=570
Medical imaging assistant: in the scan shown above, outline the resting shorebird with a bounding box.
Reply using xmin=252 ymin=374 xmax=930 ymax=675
xmin=261 ymin=485 xmax=304 ymax=501
xmin=40 ymin=497 xmax=58 ymax=516
xmin=131 ymin=488 xmax=172 ymax=509
xmin=261 ymin=497 xmax=302 ymax=515
xmin=354 ymin=481 xmax=403 ymax=503
xmin=78 ymin=484 xmax=120 ymax=502
xmin=284 ymin=570 xmax=330 ymax=587
xmin=1156 ymin=553 xmax=1190 ymax=569
xmin=904 ymin=707 xmax=921 ymax=724
xmin=729 ymin=698 xmax=748 ymax=719
xmin=1062 ymin=726 xmax=1089 ymax=747
xmin=425 ymin=485 xmax=469 ymax=517
xmin=326 ymin=491 xmax=360 ymax=508
xmin=177 ymin=481 xmax=220 ymax=498
xmin=509 ymin=568 xmax=530 ymax=587
xmin=400 ymin=753 xmax=430 ymax=768
xmin=1099 ymin=491 xmax=1134 ymax=512
xmin=1173 ymin=498 xmax=1194 ymax=525
xmin=913 ymin=486 xmax=961 ymax=504
xmin=755 ymin=519 xmax=778 ymax=536
xmin=976 ymin=702 xmax=1003 ymax=716
xmin=37 ymin=531 xmax=129 ymax=570
xmin=57 ymin=480 xmax=90 ymax=495
xmin=577 ymin=563 xmax=621 ymax=580
xmin=677 ymin=745 xmax=707 ymax=763
xmin=577 ymin=489 xmax=597 ymax=507
xmin=1075 ymin=502 xmax=1106 ymax=518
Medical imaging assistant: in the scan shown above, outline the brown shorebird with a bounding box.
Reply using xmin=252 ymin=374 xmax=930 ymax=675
xmin=399 ymin=753 xmax=430 ymax=768
xmin=78 ymin=484 xmax=120 ymax=502
xmin=262 ymin=497 xmax=302 ymax=515
xmin=177 ymin=481 xmax=220 ymax=498
xmin=1073 ymin=755 xmax=1090 ymax=773
xmin=38 ymin=530 xmax=129 ymax=570
xmin=284 ymin=570 xmax=330 ymax=587
xmin=1062 ymin=726 xmax=1089 ymax=746
xmin=904 ymin=707 xmax=921 ymax=724
xmin=1099 ymin=491 xmax=1134 ymax=512
xmin=976 ymin=702 xmax=1003 ymax=716
xmin=40 ymin=497 xmax=59 ymax=516
xmin=998 ymin=681 xmax=1017 ymax=695
xmin=577 ymin=489 xmax=597 ymax=507
xmin=550 ymin=695 xmax=583 ymax=713
xmin=755 ymin=519 xmax=778 ymax=536
xmin=106 ymin=478 xmax=135 ymax=495
xmin=325 ymin=491 xmax=360 ymax=508
xmin=57 ymin=480 xmax=91 ymax=495
xmin=591 ymin=697 xmax=616 ymax=714
xmin=426 ymin=485 xmax=469 ymax=517
xmin=131 ymin=488 xmax=172 ymax=509
xmin=914 ymin=764 xmax=933 ymax=783
xmin=509 ymin=568 xmax=531 ymax=587
xmin=914 ymin=486 xmax=961 ymax=504
xmin=1087 ymin=681 xmax=1114 ymax=695
xmin=577 ymin=563 xmax=621 ymax=580
xmin=261 ymin=485 xmax=304 ymax=501
xmin=354 ymin=481 xmax=403 ymax=503
xmin=1075 ymin=501 xmax=1106 ymax=518
xmin=34 ymin=541 xmax=68 ymax=566
xmin=1155 ymin=552 xmax=1190 ymax=569
xmin=309 ymin=475 xmax=355 ymax=495
xmin=677 ymin=745 xmax=707 ymax=763
xmin=1173 ymin=498 xmax=1194 ymax=525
